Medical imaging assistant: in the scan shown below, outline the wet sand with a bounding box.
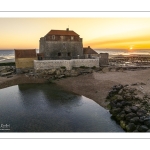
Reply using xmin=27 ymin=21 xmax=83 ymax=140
xmin=1 ymin=68 xmax=150 ymax=109
xmin=55 ymin=68 xmax=150 ymax=109
xmin=0 ymin=75 xmax=46 ymax=90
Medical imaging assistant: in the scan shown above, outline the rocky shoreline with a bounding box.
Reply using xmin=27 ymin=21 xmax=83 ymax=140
xmin=107 ymin=84 xmax=150 ymax=132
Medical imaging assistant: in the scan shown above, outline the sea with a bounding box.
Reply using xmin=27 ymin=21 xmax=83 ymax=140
xmin=0 ymin=49 xmax=150 ymax=63
xmin=95 ymin=49 xmax=150 ymax=56
xmin=0 ymin=49 xmax=39 ymax=63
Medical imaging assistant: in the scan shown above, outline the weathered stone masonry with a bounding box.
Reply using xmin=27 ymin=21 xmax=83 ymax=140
xmin=39 ymin=29 xmax=83 ymax=60
xmin=34 ymin=59 xmax=99 ymax=70
xmin=40 ymin=39 xmax=83 ymax=59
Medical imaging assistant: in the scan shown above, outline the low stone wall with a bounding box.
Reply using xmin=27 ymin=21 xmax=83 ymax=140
xmin=72 ymin=59 xmax=99 ymax=68
xmin=34 ymin=59 xmax=99 ymax=70
xmin=34 ymin=60 xmax=71 ymax=70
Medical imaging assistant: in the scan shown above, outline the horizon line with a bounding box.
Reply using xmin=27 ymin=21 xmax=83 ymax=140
xmin=1 ymin=48 xmax=150 ymax=50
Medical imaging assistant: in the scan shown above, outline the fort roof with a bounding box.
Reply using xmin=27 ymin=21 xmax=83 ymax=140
xmin=45 ymin=28 xmax=79 ymax=36
xmin=83 ymin=46 xmax=98 ymax=54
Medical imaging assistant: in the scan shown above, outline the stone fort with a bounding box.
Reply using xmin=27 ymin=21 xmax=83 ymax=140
xmin=14 ymin=28 xmax=109 ymax=72
xmin=39 ymin=28 xmax=84 ymax=60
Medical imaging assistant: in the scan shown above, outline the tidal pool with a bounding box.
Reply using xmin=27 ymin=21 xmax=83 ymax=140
xmin=0 ymin=83 xmax=124 ymax=132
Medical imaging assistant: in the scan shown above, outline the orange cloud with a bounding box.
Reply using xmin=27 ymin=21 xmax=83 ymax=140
xmin=85 ymin=34 xmax=150 ymax=49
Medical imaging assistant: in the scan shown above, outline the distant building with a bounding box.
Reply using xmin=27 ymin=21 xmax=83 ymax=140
xmin=39 ymin=28 xmax=83 ymax=60
xmin=99 ymin=53 xmax=109 ymax=66
xmin=83 ymin=46 xmax=98 ymax=59
xmin=15 ymin=49 xmax=37 ymax=73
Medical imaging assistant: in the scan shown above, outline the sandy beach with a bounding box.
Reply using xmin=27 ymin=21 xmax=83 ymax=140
xmin=1 ymin=68 xmax=150 ymax=109
xmin=55 ymin=68 xmax=150 ymax=108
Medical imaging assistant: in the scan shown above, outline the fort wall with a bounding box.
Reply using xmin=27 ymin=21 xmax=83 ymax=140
xmin=34 ymin=59 xmax=99 ymax=70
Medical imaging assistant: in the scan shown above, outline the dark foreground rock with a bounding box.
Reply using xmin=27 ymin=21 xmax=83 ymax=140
xmin=106 ymin=84 xmax=150 ymax=132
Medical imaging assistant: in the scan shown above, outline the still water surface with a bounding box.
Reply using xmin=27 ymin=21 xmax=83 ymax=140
xmin=0 ymin=83 xmax=124 ymax=132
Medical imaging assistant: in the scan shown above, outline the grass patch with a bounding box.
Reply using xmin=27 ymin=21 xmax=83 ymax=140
xmin=60 ymin=66 xmax=66 ymax=69
xmin=79 ymin=66 xmax=89 ymax=69
xmin=91 ymin=66 xmax=96 ymax=69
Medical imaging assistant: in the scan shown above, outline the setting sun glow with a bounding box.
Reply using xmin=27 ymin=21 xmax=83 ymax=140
xmin=1 ymin=18 xmax=150 ymax=50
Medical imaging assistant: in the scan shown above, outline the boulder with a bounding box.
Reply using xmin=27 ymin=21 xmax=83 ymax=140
xmin=138 ymin=125 xmax=149 ymax=132
xmin=139 ymin=116 xmax=145 ymax=123
xmin=125 ymin=112 xmax=137 ymax=121
xmin=102 ymin=67 xmax=109 ymax=73
xmin=144 ymin=120 xmax=150 ymax=128
xmin=22 ymin=69 xmax=29 ymax=73
xmin=137 ymin=109 xmax=147 ymax=117
xmin=48 ymin=69 xmax=56 ymax=75
xmin=64 ymin=71 xmax=71 ymax=77
xmin=130 ymin=117 xmax=139 ymax=124
xmin=60 ymin=68 xmax=66 ymax=74
xmin=116 ymin=102 xmax=123 ymax=108
xmin=121 ymin=100 xmax=129 ymax=107
xmin=147 ymin=129 xmax=150 ymax=132
xmin=80 ymin=69 xmax=93 ymax=74
xmin=112 ymin=84 xmax=123 ymax=91
xmin=109 ymin=101 xmax=117 ymax=108
xmin=57 ymin=75 xmax=65 ymax=79
xmin=123 ymin=93 xmax=133 ymax=100
xmin=110 ymin=68 xmax=116 ymax=72
xmin=70 ymin=70 xmax=79 ymax=77
xmin=120 ymin=120 xmax=126 ymax=129
xmin=1 ymin=71 xmax=12 ymax=77
xmin=55 ymin=69 xmax=61 ymax=76
xmin=126 ymin=123 xmax=136 ymax=132
xmin=118 ymin=68 xmax=124 ymax=72
xmin=116 ymin=114 xmax=125 ymax=121
xmin=124 ymin=107 xmax=132 ymax=114
xmin=118 ymin=89 xmax=123 ymax=95
xmin=131 ymin=106 xmax=139 ymax=113
xmin=0 ymin=69 xmax=7 ymax=73
xmin=110 ymin=108 xmax=121 ymax=116
xmin=115 ymin=95 xmax=123 ymax=101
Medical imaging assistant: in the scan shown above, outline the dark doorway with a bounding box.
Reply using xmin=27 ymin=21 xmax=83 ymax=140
xmin=58 ymin=52 xmax=61 ymax=56
xmin=68 ymin=52 xmax=71 ymax=56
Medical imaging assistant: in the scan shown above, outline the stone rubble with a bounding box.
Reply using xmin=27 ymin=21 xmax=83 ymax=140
xmin=0 ymin=66 xmax=16 ymax=77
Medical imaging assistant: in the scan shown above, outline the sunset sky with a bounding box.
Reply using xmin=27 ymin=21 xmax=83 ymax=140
xmin=1 ymin=18 xmax=150 ymax=50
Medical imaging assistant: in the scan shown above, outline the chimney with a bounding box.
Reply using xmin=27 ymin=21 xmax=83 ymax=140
xmin=66 ymin=28 xmax=69 ymax=31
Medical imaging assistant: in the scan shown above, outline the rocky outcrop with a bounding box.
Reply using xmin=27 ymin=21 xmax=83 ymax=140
xmin=0 ymin=66 xmax=16 ymax=77
xmin=26 ymin=67 xmax=101 ymax=82
xmin=106 ymin=84 xmax=150 ymax=132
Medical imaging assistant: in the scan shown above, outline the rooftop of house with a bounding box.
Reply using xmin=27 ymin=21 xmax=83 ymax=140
xmin=83 ymin=46 xmax=98 ymax=54
xmin=45 ymin=28 xmax=79 ymax=36
xmin=14 ymin=49 xmax=36 ymax=51
xmin=14 ymin=49 xmax=36 ymax=58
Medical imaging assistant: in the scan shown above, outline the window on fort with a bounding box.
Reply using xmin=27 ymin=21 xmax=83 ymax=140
xmin=71 ymin=36 xmax=74 ymax=40
xmin=60 ymin=36 xmax=66 ymax=41
xmin=68 ymin=52 xmax=71 ymax=56
xmin=60 ymin=36 xmax=62 ymax=40
xmin=60 ymin=36 xmax=64 ymax=40
xmin=58 ymin=52 xmax=61 ymax=56
xmin=52 ymin=35 xmax=55 ymax=40
xmin=88 ymin=54 xmax=91 ymax=58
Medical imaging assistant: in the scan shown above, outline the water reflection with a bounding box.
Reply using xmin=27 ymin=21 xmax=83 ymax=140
xmin=0 ymin=83 xmax=124 ymax=132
